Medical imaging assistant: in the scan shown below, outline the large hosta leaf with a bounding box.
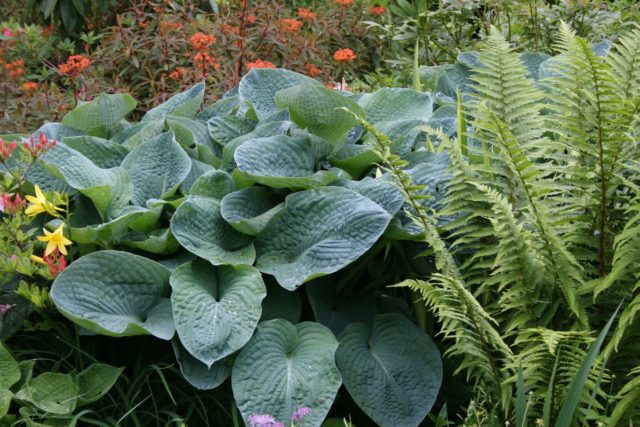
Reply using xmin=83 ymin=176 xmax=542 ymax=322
xmin=15 ymin=372 xmax=79 ymax=415
xmin=232 ymin=320 xmax=341 ymax=427
xmin=171 ymin=196 xmax=255 ymax=265
xmin=40 ymin=142 xmax=132 ymax=218
xmin=207 ymin=115 xmax=256 ymax=146
xmin=0 ymin=342 xmax=20 ymax=389
xmin=76 ymin=364 xmax=123 ymax=406
xmin=172 ymin=340 xmax=231 ymax=390
xmin=222 ymin=120 xmax=292 ymax=166
xmin=336 ymin=314 xmax=443 ymax=427
xmin=331 ymin=177 xmax=404 ymax=215
xmin=274 ymin=84 xmax=363 ymax=147
xmin=358 ymin=88 xmax=433 ymax=123
xmin=234 ymin=135 xmax=336 ymax=189
xmin=61 ymin=93 xmax=136 ymax=138
xmin=121 ymin=132 xmax=191 ymax=205
xmin=62 ymin=135 xmax=129 ymax=168
xmin=50 ymin=251 xmax=174 ymax=339
xmin=170 ymin=260 xmax=266 ymax=366
xmin=238 ymin=68 xmax=320 ymax=120
xmin=220 ymin=187 xmax=283 ymax=236
xmin=142 ymin=81 xmax=205 ymax=122
xmin=255 ymin=187 xmax=392 ymax=290
xmin=189 ymin=170 xmax=236 ymax=198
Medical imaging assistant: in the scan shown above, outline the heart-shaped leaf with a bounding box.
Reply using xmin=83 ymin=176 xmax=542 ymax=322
xmin=50 ymin=250 xmax=174 ymax=339
xmin=234 ymin=135 xmax=337 ymax=189
xmin=275 ymin=84 xmax=363 ymax=147
xmin=207 ymin=115 xmax=256 ymax=146
xmin=121 ymin=131 xmax=191 ymax=206
xmin=189 ymin=170 xmax=236 ymax=198
xmin=62 ymin=135 xmax=129 ymax=168
xmin=239 ymin=68 xmax=320 ymax=120
xmin=61 ymin=93 xmax=136 ymax=138
xmin=358 ymin=88 xmax=433 ymax=123
xmin=170 ymin=260 xmax=265 ymax=366
xmin=232 ymin=319 xmax=341 ymax=427
xmin=331 ymin=177 xmax=404 ymax=215
xmin=171 ymin=196 xmax=255 ymax=266
xmin=221 ymin=187 xmax=284 ymax=236
xmin=335 ymin=314 xmax=443 ymax=427
xmin=255 ymin=187 xmax=392 ymax=290
xmin=142 ymin=81 xmax=205 ymax=122
xmin=172 ymin=340 xmax=231 ymax=390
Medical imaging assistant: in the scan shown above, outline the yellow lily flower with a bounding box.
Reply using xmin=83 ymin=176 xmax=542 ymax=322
xmin=29 ymin=254 xmax=47 ymax=265
xmin=37 ymin=223 xmax=72 ymax=256
xmin=25 ymin=185 xmax=64 ymax=217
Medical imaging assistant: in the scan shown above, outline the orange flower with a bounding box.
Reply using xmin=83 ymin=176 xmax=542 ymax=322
xmin=333 ymin=48 xmax=356 ymax=63
xmin=297 ymin=8 xmax=315 ymax=20
xmin=193 ymin=52 xmax=221 ymax=70
xmin=189 ymin=32 xmax=216 ymax=51
xmin=281 ymin=19 xmax=303 ymax=33
xmin=168 ymin=67 xmax=186 ymax=81
xmin=5 ymin=60 xmax=25 ymax=79
xmin=246 ymin=59 xmax=276 ymax=71
xmin=335 ymin=0 xmax=354 ymax=8
xmin=370 ymin=5 xmax=385 ymax=16
xmin=58 ymin=55 xmax=90 ymax=77
xmin=247 ymin=14 xmax=257 ymax=24
xmin=305 ymin=63 xmax=322 ymax=78
xmin=22 ymin=81 xmax=38 ymax=91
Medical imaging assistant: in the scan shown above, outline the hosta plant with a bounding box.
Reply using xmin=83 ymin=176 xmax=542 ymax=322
xmin=5 ymin=67 xmax=457 ymax=426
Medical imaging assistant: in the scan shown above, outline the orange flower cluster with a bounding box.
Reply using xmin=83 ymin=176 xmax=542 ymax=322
xmin=335 ymin=0 xmax=354 ymax=8
xmin=297 ymin=8 xmax=315 ymax=20
xmin=189 ymin=32 xmax=216 ymax=51
xmin=193 ymin=52 xmax=221 ymax=70
xmin=220 ymin=23 xmax=240 ymax=35
xmin=5 ymin=60 xmax=24 ymax=79
xmin=58 ymin=55 xmax=90 ymax=77
xmin=305 ymin=63 xmax=322 ymax=78
xmin=246 ymin=14 xmax=257 ymax=24
xmin=159 ymin=19 xmax=183 ymax=33
xmin=370 ymin=5 xmax=385 ymax=16
xmin=246 ymin=59 xmax=276 ymax=71
xmin=22 ymin=81 xmax=38 ymax=92
xmin=168 ymin=67 xmax=187 ymax=81
xmin=23 ymin=134 xmax=56 ymax=158
xmin=333 ymin=48 xmax=356 ymax=63
xmin=281 ymin=19 xmax=303 ymax=34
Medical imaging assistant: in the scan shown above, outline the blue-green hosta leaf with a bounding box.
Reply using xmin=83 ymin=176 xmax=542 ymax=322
xmin=222 ymin=120 xmax=292 ymax=167
xmin=434 ymin=64 xmax=471 ymax=98
xmin=142 ymin=81 xmax=205 ymax=122
xmin=0 ymin=342 xmax=20 ymax=389
xmin=207 ymin=115 xmax=256 ymax=146
xmin=170 ymin=196 xmax=255 ymax=266
xmin=39 ymin=142 xmax=132 ymax=218
xmin=123 ymin=228 xmax=179 ymax=254
xmin=62 ymin=136 xmax=129 ymax=168
xmin=15 ymin=372 xmax=79 ymax=415
xmin=112 ymin=120 xmax=165 ymax=150
xmin=0 ymin=389 xmax=10 ymax=418
xmin=167 ymin=116 xmax=220 ymax=161
xmin=121 ymin=132 xmax=191 ymax=206
xmin=76 ymin=364 xmax=123 ymax=406
xmin=364 ymin=119 xmax=428 ymax=155
xmin=331 ymin=178 xmax=404 ymax=215
xmin=50 ymin=251 xmax=174 ymax=339
xmin=238 ymin=68 xmax=320 ymax=120
xmin=172 ymin=340 xmax=231 ymax=390
xmin=61 ymin=93 xmax=136 ymax=138
xmin=189 ymin=170 xmax=236 ymax=198
xmin=255 ymin=187 xmax=392 ymax=290
xmin=33 ymin=122 xmax=86 ymax=140
xmin=336 ymin=314 xmax=443 ymax=427
xmin=180 ymin=158 xmax=215 ymax=194
xmin=457 ymin=51 xmax=482 ymax=69
xmin=220 ymin=187 xmax=284 ymax=236
xmin=358 ymin=88 xmax=433 ymax=123
xmin=274 ymin=84 xmax=363 ymax=147
xmin=232 ymin=320 xmax=341 ymax=427
xmin=520 ymin=52 xmax=551 ymax=81
xmin=234 ymin=135 xmax=336 ymax=189
xmin=170 ymin=260 xmax=266 ymax=366
xmin=329 ymin=143 xmax=380 ymax=177
xmin=196 ymin=95 xmax=240 ymax=121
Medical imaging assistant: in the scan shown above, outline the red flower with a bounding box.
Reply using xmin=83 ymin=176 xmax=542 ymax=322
xmin=1 ymin=193 xmax=26 ymax=215
xmin=246 ymin=14 xmax=257 ymax=24
xmin=370 ymin=5 xmax=385 ymax=16
xmin=5 ymin=60 xmax=25 ymax=80
xmin=189 ymin=32 xmax=216 ymax=51
xmin=297 ymin=8 xmax=315 ymax=20
xmin=0 ymin=138 xmax=17 ymax=160
xmin=246 ymin=59 xmax=276 ymax=70
xmin=335 ymin=0 xmax=354 ymax=8
xmin=23 ymin=134 xmax=56 ymax=158
xmin=281 ymin=19 xmax=303 ymax=34
xmin=168 ymin=67 xmax=187 ymax=81
xmin=305 ymin=63 xmax=322 ymax=78
xmin=2 ymin=28 xmax=14 ymax=37
xmin=44 ymin=248 xmax=67 ymax=277
xmin=333 ymin=48 xmax=356 ymax=63
xmin=58 ymin=55 xmax=90 ymax=77
xmin=193 ymin=52 xmax=221 ymax=70
xmin=22 ymin=81 xmax=38 ymax=92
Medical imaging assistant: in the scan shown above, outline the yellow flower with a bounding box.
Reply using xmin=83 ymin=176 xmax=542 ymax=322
xmin=37 ymin=223 xmax=72 ymax=256
xmin=29 ymin=254 xmax=47 ymax=265
xmin=25 ymin=185 xmax=64 ymax=217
